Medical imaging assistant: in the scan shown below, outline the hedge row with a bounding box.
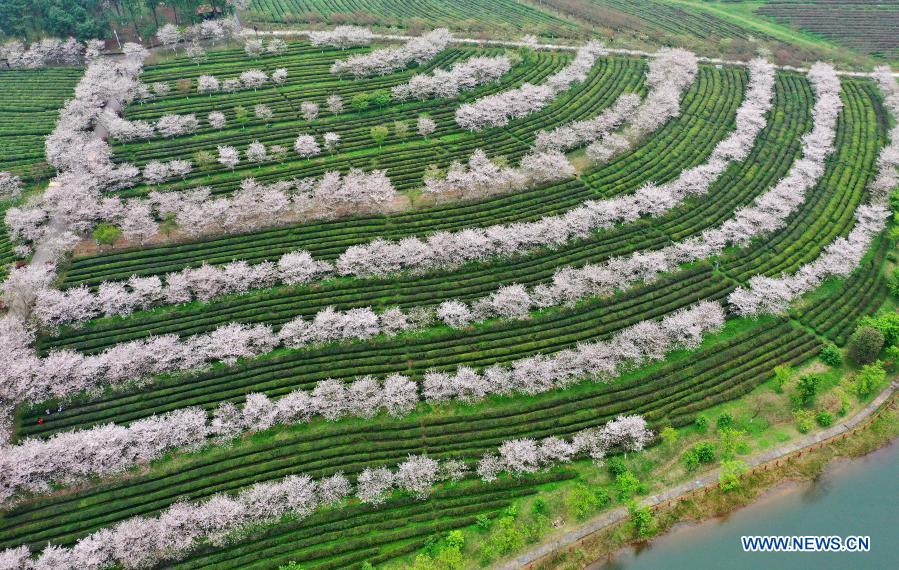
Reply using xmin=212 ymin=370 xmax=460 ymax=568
xmin=61 ymin=63 xmax=744 ymax=287
xmin=45 ymin=71 xmax=809 ymax=356
xmin=2 ymin=320 xmax=817 ymax=549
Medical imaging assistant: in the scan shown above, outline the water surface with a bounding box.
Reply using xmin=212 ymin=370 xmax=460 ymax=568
xmin=592 ymin=441 xmax=899 ymax=570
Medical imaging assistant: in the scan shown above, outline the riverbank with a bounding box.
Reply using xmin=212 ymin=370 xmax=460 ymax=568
xmin=516 ymin=384 xmax=898 ymax=569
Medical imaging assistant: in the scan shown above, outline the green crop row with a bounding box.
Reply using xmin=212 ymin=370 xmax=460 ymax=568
xmin=794 ymin=236 xmax=891 ymax=345
xmin=174 ymin=471 xmax=573 ymax=570
xmin=60 ymin=63 xmax=744 ymax=287
xmin=43 ymin=71 xmax=808 ymax=356
xmin=0 ymin=67 xmax=81 ymax=182
xmin=722 ymin=79 xmax=885 ymax=283
xmin=2 ymin=320 xmax=818 ymax=550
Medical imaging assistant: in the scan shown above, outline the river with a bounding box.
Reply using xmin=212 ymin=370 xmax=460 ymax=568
xmin=592 ymin=441 xmax=898 ymax=570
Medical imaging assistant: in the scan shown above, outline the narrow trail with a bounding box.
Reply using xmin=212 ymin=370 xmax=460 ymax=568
xmin=497 ymin=380 xmax=898 ymax=569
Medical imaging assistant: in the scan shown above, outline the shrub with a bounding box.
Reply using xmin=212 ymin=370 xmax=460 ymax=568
xmin=719 ymin=460 xmax=747 ymax=491
xmin=859 ymin=313 xmax=899 ymax=346
xmin=716 ymin=411 xmax=734 ymax=430
xmin=853 ymin=361 xmax=886 ymax=398
xmin=660 ymin=426 xmax=678 ymax=447
xmin=615 ymin=471 xmax=644 ymax=501
xmin=92 ymin=223 xmax=121 ymax=245
xmin=370 ymin=125 xmax=389 ymax=147
xmin=848 ymin=326 xmax=884 ymax=364
xmin=606 ymin=456 xmax=627 ymax=478
xmin=796 ymin=374 xmax=822 ymax=408
xmin=694 ymin=414 xmax=709 ymax=432
xmin=815 ymin=410 xmax=833 ymax=427
xmin=772 ymin=364 xmax=793 ymax=393
xmin=628 ymin=501 xmax=656 ymax=538
xmin=819 ymin=344 xmax=842 ymax=367
xmin=566 ymin=484 xmax=609 ymax=520
xmin=683 ymin=442 xmax=716 ymax=470
xmin=793 ymin=409 xmax=815 ymax=433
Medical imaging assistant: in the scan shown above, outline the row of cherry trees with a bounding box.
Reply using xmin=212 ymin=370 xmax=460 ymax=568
xmin=534 ymin=92 xmax=641 ymax=152
xmin=0 ymin=414 xmax=652 ymax=569
xmin=0 ymin=300 xmax=711 ymax=505
xmin=587 ymin=48 xmax=699 ymax=162
xmin=391 ymin=55 xmax=512 ymax=101
xmin=730 ymin=67 xmax=899 ymax=316
xmin=333 ymin=58 xmax=770 ymax=279
xmin=307 ymin=26 xmax=374 ymax=49
xmin=455 ymin=41 xmax=607 ymax=131
xmin=330 ymin=28 xmax=452 ymax=78
xmin=0 ymin=37 xmax=104 ymax=68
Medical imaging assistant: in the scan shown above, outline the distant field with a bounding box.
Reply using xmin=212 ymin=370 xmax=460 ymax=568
xmin=0 ymin=67 xmax=80 ymax=183
xmin=246 ymin=0 xmax=579 ymax=35
xmin=756 ymin=0 xmax=899 ymax=59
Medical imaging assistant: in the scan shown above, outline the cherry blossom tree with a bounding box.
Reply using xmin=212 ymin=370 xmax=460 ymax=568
xmin=156 ymin=24 xmax=182 ymax=52
xmin=217 ymin=145 xmax=240 ymax=170
xmin=326 ymin=94 xmax=344 ymax=114
xmin=308 ymin=26 xmax=374 ymax=49
xmin=239 ymin=69 xmax=267 ymax=90
xmin=323 ymin=132 xmax=341 ymax=152
xmin=392 ymin=55 xmax=512 ymax=101
xmin=253 ymin=103 xmax=273 ymax=121
xmin=244 ymin=38 xmax=264 ymax=58
xmin=0 ymin=171 xmax=22 ymax=200
xmin=208 ymin=111 xmax=227 ymax=129
xmin=417 ymin=115 xmax=436 ymax=138
xmin=455 ymin=42 xmax=606 ymax=131
xmin=301 ymin=101 xmax=319 ymax=121
xmin=271 ymin=67 xmax=288 ymax=84
xmin=197 ymin=75 xmax=220 ymax=93
xmin=245 ymin=141 xmax=267 ymax=163
xmin=267 ymin=38 xmax=288 ymax=56
xmin=293 ymin=134 xmax=321 ymax=158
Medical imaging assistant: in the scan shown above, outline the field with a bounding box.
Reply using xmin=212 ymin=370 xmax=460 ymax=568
xmin=756 ymin=0 xmax=899 ymax=59
xmin=0 ymin=67 xmax=81 ymax=183
xmin=0 ymin=17 xmax=897 ymax=570
xmin=245 ymin=0 xmax=579 ymax=36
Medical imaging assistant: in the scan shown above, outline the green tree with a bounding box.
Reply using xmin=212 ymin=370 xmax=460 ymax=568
xmin=719 ymin=460 xmax=747 ymax=491
xmin=795 ymin=374 xmax=821 ymax=408
xmin=718 ymin=427 xmax=746 ymax=459
xmin=682 ymin=442 xmax=715 ymax=470
xmin=606 ymin=456 xmax=627 ymax=478
xmin=194 ymin=149 xmax=214 ymax=168
xmin=370 ymin=125 xmax=389 ymax=147
xmin=815 ymin=410 xmax=833 ymax=427
xmin=848 ymin=326 xmax=884 ymax=364
xmin=566 ymin=484 xmax=609 ymax=519
xmin=859 ymin=313 xmax=899 ymax=346
xmin=159 ymin=212 xmax=178 ymax=236
xmin=716 ymin=411 xmax=734 ymax=431
xmin=92 ymin=223 xmax=121 ymax=245
xmin=370 ymin=90 xmax=391 ymax=107
xmin=819 ymin=344 xmax=842 ymax=367
xmin=853 ymin=361 xmax=886 ymax=398
xmin=394 ymin=119 xmax=409 ymax=139
xmin=351 ymin=93 xmax=370 ymax=112
xmin=660 ymin=426 xmax=678 ymax=448
xmin=772 ymin=364 xmax=793 ymax=393
xmin=233 ymin=105 xmax=249 ymax=124
xmin=615 ymin=471 xmax=644 ymax=501
xmin=694 ymin=414 xmax=709 ymax=432
xmin=628 ymin=501 xmax=656 ymax=538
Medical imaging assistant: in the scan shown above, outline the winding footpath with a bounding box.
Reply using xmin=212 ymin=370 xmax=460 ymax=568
xmin=497 ymin=380 xmax=898 ymax=570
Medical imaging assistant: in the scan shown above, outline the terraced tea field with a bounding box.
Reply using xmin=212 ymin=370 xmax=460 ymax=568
xmin=0 ymin=27 xmax=896 ymax=570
